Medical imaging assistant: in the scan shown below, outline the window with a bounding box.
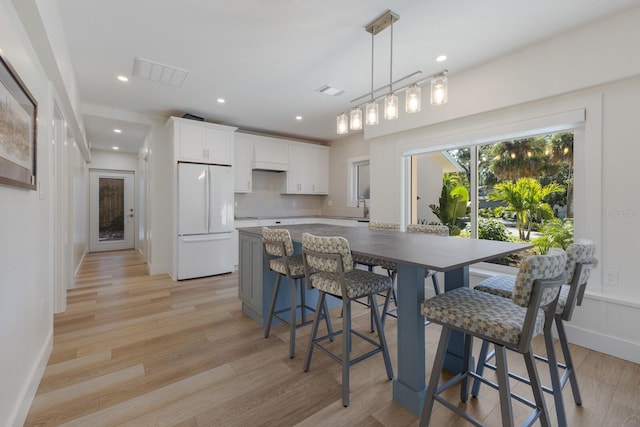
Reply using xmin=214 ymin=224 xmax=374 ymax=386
xmin=348 ymin=157 xmax=370 ymax=206
xmin=411 ymin=131 xmax=574 ymax=266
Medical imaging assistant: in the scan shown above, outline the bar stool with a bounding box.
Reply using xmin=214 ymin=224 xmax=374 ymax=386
xmin=301 ymin=232 xmax=394 ymax=407
xmin=406 ymin=224 xmax=449 ymax=296
xmin=262 ymin=227 xmax=333 ymax=358
xmin=352 ymin=221 xmax=399 ymax=328
xmin=471 ymin=239 xmax=597 ymax=426
xmin=420 ymin=249 xmax=567 ymax=427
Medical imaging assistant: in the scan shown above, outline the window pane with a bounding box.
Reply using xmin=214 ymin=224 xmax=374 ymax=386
xmin=99 ymin=177 xmax=125 ymax=242
xmin=357 ymin=163 xmax=370 ymax=199
xmin=410 ymin=131 xmax=574 ymax=266
xmin=412 ymin=149 xmax=469 ymax=236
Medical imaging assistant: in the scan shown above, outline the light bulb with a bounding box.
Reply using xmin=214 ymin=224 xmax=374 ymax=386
xmin=365 ymin=101 xmax=379 ymax=125
xmin=430 ymin=74 xmax=448 ymax=105
xmin=350 ymin=107 xmax=363 ymax=130
xmin=384 ymin=93 xmax=399 ymax=120
xmin=336 ymin=113 xmax=348 ymax=135
xmin=405 ymin=84 xmax=421 ymax=113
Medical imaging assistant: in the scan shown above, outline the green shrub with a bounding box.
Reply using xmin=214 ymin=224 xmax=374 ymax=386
xmin=478 ymin=218 xmax=511 ymax=242
xmin=532 ymin=219 xmax=574 ymax=254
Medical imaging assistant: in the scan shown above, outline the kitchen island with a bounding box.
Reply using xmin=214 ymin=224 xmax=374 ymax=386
xmin=237 ymin=223 xmax=531 ymax=416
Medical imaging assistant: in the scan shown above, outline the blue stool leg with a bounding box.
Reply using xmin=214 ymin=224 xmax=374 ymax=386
xmin=420 ymin=326 xmax=452 ymax=427
xmin=304 ymin=292 xmax=325 ymax=372
xmin=289 ymin=277 xmax=297 ymax=358
xmin=471 ymin=340 xmax=491 ymax=397
xmin=264 ymin=274 xmax=282 ymax=338
xmin=342 ymin=299 xmax=352 ymax=407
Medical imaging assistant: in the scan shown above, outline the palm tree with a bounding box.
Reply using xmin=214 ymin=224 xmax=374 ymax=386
xmin=489 ymin=177 xmax=563 ymax=240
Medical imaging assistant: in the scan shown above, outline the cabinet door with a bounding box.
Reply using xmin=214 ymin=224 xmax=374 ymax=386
xmin=286 ymin=144 xmax=311 ymax=193
xmin=178 ymin=123 xmax=207 ymax=162
xmin=253 ymin=137 xmax=289 ymax=169
xmin=206 ymin=128 xmax=232 ymax=165
xmin=238 ymin=233 xmax=262 ymax=315
xmin=311 ymin=146 xmax=329 ymax=194
xmin=234 ymin=135 xmax=253 ymax=192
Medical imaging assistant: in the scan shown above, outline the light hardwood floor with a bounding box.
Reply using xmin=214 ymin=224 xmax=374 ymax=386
xmin=25 ymin=250 xmax=640 ymax=426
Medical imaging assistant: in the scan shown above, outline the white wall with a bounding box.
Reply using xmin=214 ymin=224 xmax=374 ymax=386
xmin=363 ymin=8 xmax=640 ymax=363
xmin=324 ymin=132 xmax=369 ymax=218
xmin=90 ymin=149 xmax=139 ymax=171
xmin=147 ymin=122 xmax=173 ymax=275
xmin=0 ymin=1 xmax=89 ymax=425
xmin=72 ymin=144 xmax=89 ymax=276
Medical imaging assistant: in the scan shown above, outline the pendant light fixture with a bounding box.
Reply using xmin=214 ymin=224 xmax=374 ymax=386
xmin=430 ymin=72 xmax=448 ymax=105
xmin=336 ymin=113 xmax=348 ymax=134
xmin=335 ymin=10 xmax=450 ymax=135
xmin=349 ymin=107 xmax=363 ymax=130
xmin=405 ymin=83 xmax=421 ymax=113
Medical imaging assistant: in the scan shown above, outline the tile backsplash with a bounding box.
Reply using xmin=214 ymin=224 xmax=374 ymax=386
xmin=234 ymin=170 xmax=324 ymax=218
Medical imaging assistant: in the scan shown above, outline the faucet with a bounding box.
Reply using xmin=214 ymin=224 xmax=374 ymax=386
xmin=357 ymin=198 xmax=370 ymax=219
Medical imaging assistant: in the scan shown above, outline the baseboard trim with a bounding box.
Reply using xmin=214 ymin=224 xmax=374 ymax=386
xmin=10 ymin=330 xmax=52 ymax=427
xmin=564 ymin=323 xmax=640 ymax=364
xmin=148 ymin=262 xmax=168 ymax=276
xmin=73 ymin=249 xmax=88 ymax=279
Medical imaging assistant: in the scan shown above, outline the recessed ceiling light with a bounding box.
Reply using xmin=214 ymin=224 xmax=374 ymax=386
xmin=112 ymin=146 xmax=119 ymax=150
xmin=117 ymin=75 xmax=129 ymax=82
xmin=217 ymin=98 xmax=225 ymax=103
xmin=295 ymin=116 xmax=303 ymax=121
xmin=436 ymin=55 xmax=447 ymax=63
xmin=113 ymin=129 xmax=122 ymax=133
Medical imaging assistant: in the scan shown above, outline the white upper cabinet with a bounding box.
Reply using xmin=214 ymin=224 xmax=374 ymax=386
xmin=311 ymin=145 xmax=329 ymax=194
xmin=252 ymin=136 xmax=289 ymax=171
xmin=234 ymin=134 xmax=253 ymax=193
xmin=285 ymin=142 xmax=329 ymax=195
xmin=169 ymin=117 xmax=236 ymax=165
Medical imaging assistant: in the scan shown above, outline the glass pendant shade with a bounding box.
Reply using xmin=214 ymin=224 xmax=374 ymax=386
xmin=349 ymin=107 xmax=363 ymax=130
xmin=384 ymin=93 xmax=399 ymax=120
xmin=405 ymin=84 xmax=421 ymax=113
xmin=430 ymin=74 xmax=448 ymax=105
xmin=336 ymin=113 xmax=348 ymax=134
xmin=365 ymin=101 xmax=379 ymax=125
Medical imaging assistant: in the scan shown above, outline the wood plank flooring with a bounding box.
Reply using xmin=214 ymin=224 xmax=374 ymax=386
xmin=25 ymin=250 xmax=640 ymax=426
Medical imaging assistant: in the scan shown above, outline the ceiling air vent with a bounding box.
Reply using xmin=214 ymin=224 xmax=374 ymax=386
xmin=316 ymin=84 xmax=344 ymax=96
xmin=132 ymin=57 xmax=189 ymax=87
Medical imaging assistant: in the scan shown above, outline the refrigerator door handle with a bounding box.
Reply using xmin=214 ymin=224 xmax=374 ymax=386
xmin=181 ymin=234 xmax=232 ymax=243
xmin=205 ymin=167 xmax=210 ymax=231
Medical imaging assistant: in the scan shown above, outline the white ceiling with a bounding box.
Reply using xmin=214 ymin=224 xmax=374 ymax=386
xmin=55 ymin=0 xmax=639 ymax=153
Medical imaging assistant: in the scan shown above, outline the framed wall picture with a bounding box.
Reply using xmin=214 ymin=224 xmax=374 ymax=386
xmin=0 ymin=50 xmax=37 ymax=190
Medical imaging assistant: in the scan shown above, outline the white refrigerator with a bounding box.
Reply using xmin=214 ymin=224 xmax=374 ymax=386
xmin=177 ymin=162 xmax=234 ymax=280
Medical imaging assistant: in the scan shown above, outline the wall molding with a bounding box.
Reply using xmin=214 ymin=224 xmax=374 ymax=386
xmin=565 ymin=323 xmax=640 ymax=365
xmin=11 ymin=330 xmax=52 ymax=427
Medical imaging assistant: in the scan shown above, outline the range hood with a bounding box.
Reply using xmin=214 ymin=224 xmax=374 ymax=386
xmin=251 ymin=161 xmax=289 ymax=172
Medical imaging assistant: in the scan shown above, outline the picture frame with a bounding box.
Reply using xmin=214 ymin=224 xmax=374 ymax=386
xmin=0 ymin=50 xmax=37 ymax=190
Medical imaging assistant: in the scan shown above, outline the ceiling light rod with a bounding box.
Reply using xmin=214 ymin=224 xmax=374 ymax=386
xmin=350 ymin=70 xmax=423 ymax=104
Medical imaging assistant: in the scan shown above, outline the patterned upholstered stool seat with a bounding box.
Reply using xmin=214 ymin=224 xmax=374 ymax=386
xmin=471 ymin=240 xmax=597 ymax=427
xmin=302 ymin=232 xmax=394 ymax=407
xmin=422 ymin=287 xmax=545 ymax=346
xmin=406 ymin=223 xmax=450 ymax=325
xmin=267 ymin=254 xmax=305 ymax=277
xmin=351 ymin=221 xmax=400 ymax=328
xmin=420 ymin=248 xmax=568 ymax=427
xmin=262 ymin=227 xmax=333 ymax=359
